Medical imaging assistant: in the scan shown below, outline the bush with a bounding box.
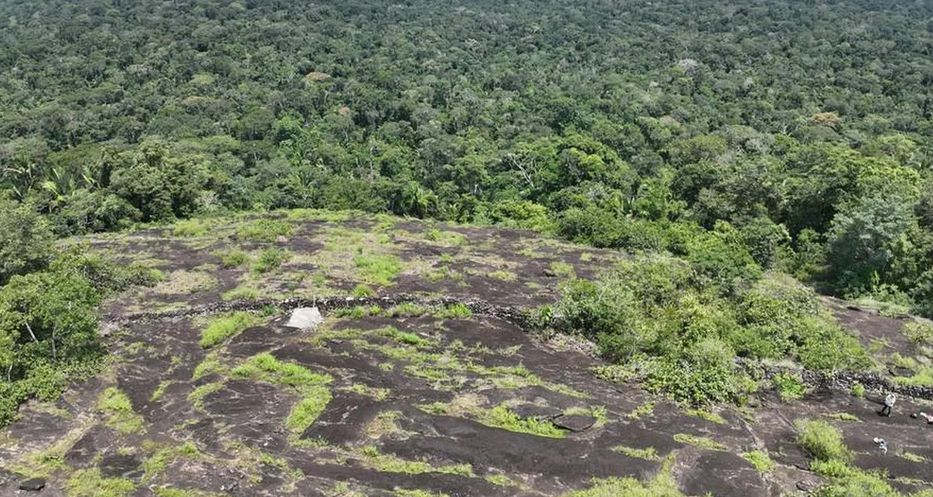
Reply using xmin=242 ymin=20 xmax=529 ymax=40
xmin=0 ymin=200 xmax=53 ymax=284
xmin=772 ymin=372 xmax=807 ymax=401
xmin=795 ymin=419 xmax=852 ymax=463
xmin=0 ymin=250 xmax=154 ymax=426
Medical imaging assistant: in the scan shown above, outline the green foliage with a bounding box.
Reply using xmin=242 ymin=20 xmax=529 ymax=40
xmin=353 ymin=254 xmax=402 ymax=286
xmin=97 ymin=387 xmax=144 ymax=434
xmin=199 ymin=312 xmax=261 ymax=348
xmin=252 ymin=248 xmax=289 ymax=274
xmin=172 ymin=219 xmax=212 ymax=237
xmin=672 ymin=433 xmax=727 ymax=451
xmin=742 ymin=450 xmax=775 ymax=473
xmin=67 ymin=468 xmax=136 ymax=497
xmin=562 ymin=458 xmax=684 ymax=497
xmin=237 ymin=220 xmax=293 ymax=242
xmin=481 ymin=405 xmax=566 ymax=438
xmin=217 ymin=249 xmax=249 ymax=268
xmin=0 ymin=249 xmax=154 ymax=425
xmin=795 ymin=419 xmax=852 ymax=463
xmin=850 ymin=383 xmax=865 ymax=398
xmin=0 ymin=200 xmax=53 ymax=284
xmin=771 ymin=373 xmax=807 ymax=401
xmin=557 ymin=258 xmax=867 ymax=405
xmin=232 ymin=353 xmax=332 ymax=435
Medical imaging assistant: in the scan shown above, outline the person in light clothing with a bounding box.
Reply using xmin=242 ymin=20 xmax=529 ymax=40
xmin=879 ymin=392 xmax=896 ymax=417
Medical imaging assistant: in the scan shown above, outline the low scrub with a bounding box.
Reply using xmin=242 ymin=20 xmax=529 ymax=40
xmin=555 ymin=257 xmax=871 ymax=405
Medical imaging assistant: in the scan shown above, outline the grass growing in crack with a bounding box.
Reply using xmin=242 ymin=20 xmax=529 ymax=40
xmin=154 ymin=488 xmax=227 ymax=497
xmin=612 ymin=445 xmax=661 ymax=461
xmin=481 ymin=405 xmax=566 ymax=438
xmin=742 ymin=450 xmax=775 ymax=473
xmin=188 ymin=382 xmax=224 ymax=410
xmin=353 ymin=253 xmax=403 ymax=286
xmin=434 ymin=303 xmax=472 ymax=319
xmin=150 ymin=381 xmax=172 ymax=401
xmin=237 ymin=219 xmax=293 ymax=242
xmin=232 ymin=353 xmax=333 ymax=435
xmin=360 ymin=446 xmax=473 ymax=476
xmin=627 ymin=402 xmax=655 ymax=420
xmin=825 ymin=412 xmax=860 ymax=422
xmin=199 ymin=312 xmax=262 ymax=348
xmin=381 ymin=326 xmax=431 ymax=347
xmin=143 ymin=442 xmax=201 ymax=481
xmin=395 ymin=490 xmax=450 ymax=497
xmin=98 ymin=387 xmax=144 ymax=435
xmin=192 ymin=353 xmax=225 ymax=380
xmin=67 ymin=468 xmax=136 ymax=497
xmin=673 ymin=433 xmax=726 ymax=451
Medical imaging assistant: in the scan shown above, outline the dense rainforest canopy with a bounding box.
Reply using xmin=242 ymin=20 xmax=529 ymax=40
xmin=0 ymin=0 xmax=933 ymax=412
xmin=0 ymin=0 xmax=931 ymax=314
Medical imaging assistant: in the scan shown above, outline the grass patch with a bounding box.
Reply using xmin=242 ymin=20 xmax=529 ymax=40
xmin=192 ymin=354 xmax=225 ymax=380
xmin=199 ymin=312 xmax=262 ymax=348
xmin=825 ymin=412 xmax=860 ymax=422
xmin=434 ymin=303 xmax=472 ymax=319
xmin=673 ymin=433 xmax=726 ymax=451
xmin=899 ymin=451 xmax=927 ymax=463
xmin=480 ymin=404 xmax=566 ymax=438
xmin=353 ymin=253 xmax=403 ymax=286
xmin=217 ymin=249 xmax=249 ymax=268
xmin=352 ymin=284 xmax=375 ymax=297
xmin=488 ymin=270 xmax=517 ymax=281
xmin=172 ymin=219 xmax=212 ymax=237
xmin=252 ymin=248 xmax=289 ymax=273
xmin=232 ymin=353 xmax=333 ymax=435
xmin=627 ymin=402 xmax=655 ymax=420
xmin=795 ymin=419 xmax=852 ymax=463
xmin=562 ymin=457 xmax=684 ymax=496
xmin=188 ymin=382 xmax=223 ymax=410
xmin=549 ymin=261 xmax=576 ymax=278
xmin=742 ymin=450 xmax=775 ymax=473
xmin=237 ymin=219 xmax=293 ymax=242
xmin=360 ymin=446 xmax=473 ymax=476
xmin=98 ymin=387 xmax=144 ymax=435
xmin=67 ymin=468 xmax=136 ymax=497
xmin=612 ymin=445 xmax=660 ymax=461
xmin=154 ymin=488 xmax=225 ymax=497
xmin=771 ymin=372 xmax=807 ymax=401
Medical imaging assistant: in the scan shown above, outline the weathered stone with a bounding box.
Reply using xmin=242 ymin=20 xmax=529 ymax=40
xmin=512 ymin=404 xmax=562 ymax=421
xmin=285 ymin=307 xmax=324 ymax=331
xmin=19 ymin=478 xmax=46 ymax=491
xmin=553 ymin=414 xmax=596 ymax=432
xmin=796 ymin=480 xmax=816 ymax=491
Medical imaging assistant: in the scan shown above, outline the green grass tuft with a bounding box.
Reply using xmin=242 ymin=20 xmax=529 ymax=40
xmin=742 ymin=450 xmax=775 ymax=473
xmin=199 ymin=312 xmax=261 ymax=348
xmin=673 ymin=433 xmax=726 ymax=451
xmin=480 ymin=405 xmax=566 ymax=438
xmin=67 ymin=468 xmax=136 ymax=497
xmin=353 ymin=253 xmax=403 ymax=286
xmin=97 ymin=387 xmax=144 ymax=435
xmin=237 ymin=219 xmax=293 ymax=242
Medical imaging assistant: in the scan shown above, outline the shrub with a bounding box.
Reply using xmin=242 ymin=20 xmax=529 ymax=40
xmin=217 ymin=249 xmax=249 ymax=268
xmin=772 ymin=372 xmax=807 ymax=401
xmin=795 ymin=419 xmax=852 ymax=463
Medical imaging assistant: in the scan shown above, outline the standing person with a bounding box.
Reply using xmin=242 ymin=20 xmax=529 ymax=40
xmin=879 ymin=392 xmax=897 ymax=417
